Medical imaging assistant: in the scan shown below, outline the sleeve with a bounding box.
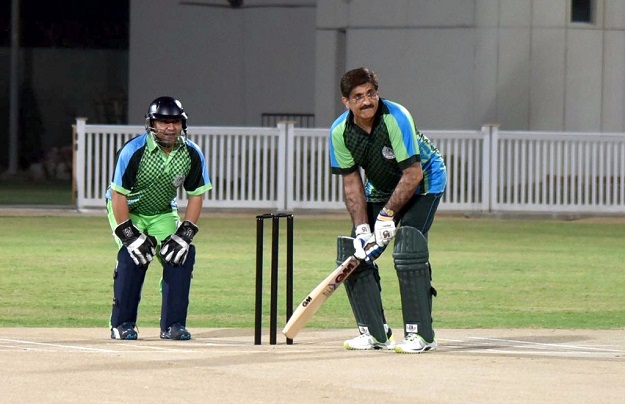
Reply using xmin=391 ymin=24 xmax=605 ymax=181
xmin=383 ymin=101 xmax=421 ymax=170
xmin=329 ymin=114 xmax=357 ymax=175
xmin=110 ymin=137 xmax=146 ymax=195
xmin=184 ymin=141 xmax=212 ymax=196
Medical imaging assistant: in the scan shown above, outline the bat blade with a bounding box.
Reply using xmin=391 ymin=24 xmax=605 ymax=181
xmin=282 ymin=256 xmax=361 ymax=340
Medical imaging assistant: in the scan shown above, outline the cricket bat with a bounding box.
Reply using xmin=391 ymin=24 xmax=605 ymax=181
xmin=282 ymin=255 xmax=361 ymax=340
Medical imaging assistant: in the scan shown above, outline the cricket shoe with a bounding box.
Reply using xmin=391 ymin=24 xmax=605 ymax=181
xmin=344 ymin=332 xmax=395 ymax=350
xmin=160 ymin=323 xmax=192 ymax=340
xmin=111 ymin=322 xmax=138 ymax=340
xmin=394 ymin=333 xmax=437 ymax=354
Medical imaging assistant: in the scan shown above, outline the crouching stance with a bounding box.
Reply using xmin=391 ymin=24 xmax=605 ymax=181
xmin=329 ymin=67 xmax=446 ymax=353
xmin=106 ymin=96 xmax=212 ymax=340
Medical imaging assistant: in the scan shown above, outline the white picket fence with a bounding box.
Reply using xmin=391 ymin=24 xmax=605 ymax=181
xmin=74 ymin=118 xmax=625 ymax=214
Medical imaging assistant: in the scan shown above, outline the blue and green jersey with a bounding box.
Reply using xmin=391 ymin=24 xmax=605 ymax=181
xmin=329 ymin=99 xmax=446 ymax=203
xmin=106 ymin=133 xmax=212 ymax=215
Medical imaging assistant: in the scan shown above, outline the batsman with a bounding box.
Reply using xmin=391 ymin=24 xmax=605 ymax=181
xmin=105 ymin=96 xmax=211 ymax=340
xmin=329 ymin=67 xmax=447 ymax=353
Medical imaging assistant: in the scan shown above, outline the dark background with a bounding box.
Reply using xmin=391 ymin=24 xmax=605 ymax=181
xmin=0 ymin=1 xmax=129 ymax=174
xmin=1 ymin=0 xmax=129 ymax=49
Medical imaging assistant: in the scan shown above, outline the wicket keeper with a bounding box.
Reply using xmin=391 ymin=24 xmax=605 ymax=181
xmin=329 ymin=67 xmax=447 ymax=353
xmin=106 ymin=96 xmax=211 ymax=340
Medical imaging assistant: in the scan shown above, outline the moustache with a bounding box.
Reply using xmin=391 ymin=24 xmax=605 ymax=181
xmin=156 ymin=130 xmax=179 ymax=136
xmin=359 ymin=105 xmax=374 ymax=111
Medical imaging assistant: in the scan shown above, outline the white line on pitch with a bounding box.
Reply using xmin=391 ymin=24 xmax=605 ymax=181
xmin=438 ymin=338 xmax=463 ymax=343
xmin=469 ymin=337 xmax=625 ymax=354
xmin=107 ymin=344 xmax=197 ymax=352
xmin=0 ymin=338 xmax=118 ymax=353
xmin=463 ymin=349 xmax=622 ymax=357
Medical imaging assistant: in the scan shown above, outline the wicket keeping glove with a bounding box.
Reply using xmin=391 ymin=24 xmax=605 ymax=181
xmin=160 ymin=220 xmax=199 ymax=266
xmin=353 ymin=223 xmax=372 ymax=261
xmin=114 ymin=220 xmax=157 ymax=266
xmin=373 ymin=208 xmax=396 ymax=247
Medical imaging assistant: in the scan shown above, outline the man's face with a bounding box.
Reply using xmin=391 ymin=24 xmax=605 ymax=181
xmin=153 ymin=119 xmax=183 ymax=147
xmin=343 ymin=83 xmax=379 ymax=122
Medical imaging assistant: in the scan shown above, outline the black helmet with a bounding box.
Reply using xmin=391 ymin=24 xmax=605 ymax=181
xmin=145 ymin=96 xmax=188 ymax=132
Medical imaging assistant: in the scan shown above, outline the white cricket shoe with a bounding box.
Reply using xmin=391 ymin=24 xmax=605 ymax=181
xmin=343 ymin=333 xmax=395 ymax=350
xmin=394 ymin=333 xmax=437 ymax=354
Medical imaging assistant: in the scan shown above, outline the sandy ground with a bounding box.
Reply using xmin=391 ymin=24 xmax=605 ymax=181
xmin=2 ymin=327 xmax=624 ymax=404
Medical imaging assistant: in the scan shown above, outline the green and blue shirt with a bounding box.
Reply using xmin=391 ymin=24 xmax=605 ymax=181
xmin=329 ymin=98 xmax=446 ymax=203
xmin=106 ymin=133 xmax=212 ymax=215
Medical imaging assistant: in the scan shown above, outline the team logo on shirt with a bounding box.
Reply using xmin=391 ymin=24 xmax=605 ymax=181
xmin=172 ymin=174 xmax=185 ymax=188
xmin=382 ymin=146 xmax=395 ymax=160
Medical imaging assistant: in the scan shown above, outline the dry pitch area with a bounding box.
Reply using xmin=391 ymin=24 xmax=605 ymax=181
xmin=2 ymin=327 xmax=624 ymax=403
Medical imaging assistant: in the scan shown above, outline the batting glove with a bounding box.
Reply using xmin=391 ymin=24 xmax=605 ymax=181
xmin=160 ymin=220 xmax=199 ymax=266
xmin=373 ymin=208 xmax=396 ymax=247
xmin=114 ymin=220 xmax=157 ymax=266
xmin=352 ymin=223 xmax=372 ymax=260
xmin=364 ymin=242 xmax=387 ymax=261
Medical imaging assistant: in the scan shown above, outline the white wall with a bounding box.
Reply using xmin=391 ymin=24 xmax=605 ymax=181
xmin=127 ymin=0 xmax=625 ymax=132
xmin=128 ymin=0 xmax=316 ymax=127
xmin=314 ymin=0 xmax=477 ymax=129
xmin=476 ymin=0 xmax=625 ymax=131
xmin=5 ymin=0 xmax=623 ymax=170
xmin=312 ymin=0 xmax=625 ymax=131
xmin=6 ymin=0 xmax=617 ymax=156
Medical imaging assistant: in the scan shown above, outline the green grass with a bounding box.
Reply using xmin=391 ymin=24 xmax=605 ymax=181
xmin=0 ymin=180 xmax=73 ymax=205
xmin=0 ymin=214 xmax=624 ymax=330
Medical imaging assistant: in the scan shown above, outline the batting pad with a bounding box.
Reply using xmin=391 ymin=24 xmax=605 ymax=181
xmin=335 ymin=236 xmax=355 ymax=265
xmin=344 ymin=263 xmax=387 ymax=343
xmin=393 ymin=226 xmax=436 ymax=342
